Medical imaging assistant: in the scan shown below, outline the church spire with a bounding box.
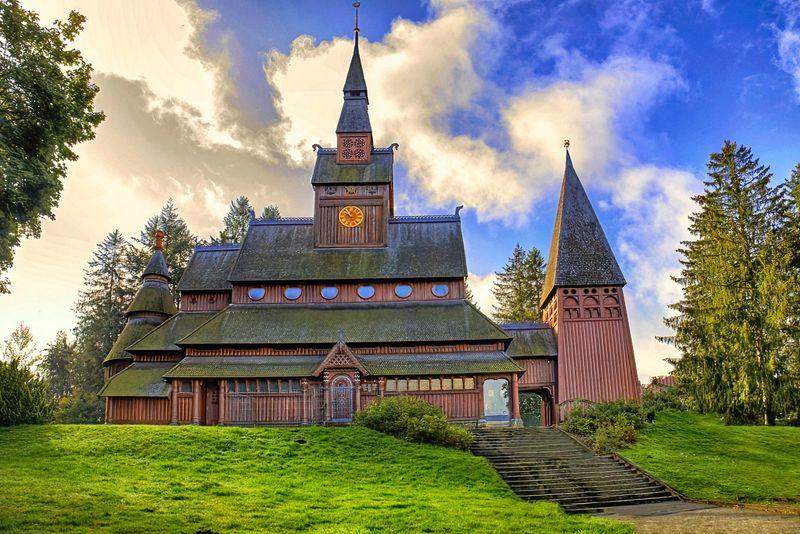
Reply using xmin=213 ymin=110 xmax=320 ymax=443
xmin=541 ymin=145 xmax=625 ymax=306
xmin=336 ymin=3 xmax=372 ymax=163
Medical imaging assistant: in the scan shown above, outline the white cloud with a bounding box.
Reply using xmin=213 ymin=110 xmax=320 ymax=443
xmin=467 ymin=272 xmax=498 ymax=316
xmin=774 ymin=0 xmax=800 ymax=101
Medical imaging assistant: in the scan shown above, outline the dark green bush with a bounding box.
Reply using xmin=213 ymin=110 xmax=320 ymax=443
xmin=561 ymin=400 xmax=645 ymax=453
xmin=642 ymin=386 xmax=687 ymax=413
xmin=354 ymin=396 xmax=473 ymax=450
xmin=53 ymin=391 xmax=104 ymax=424
xmin=0 ymin=359 xmax=52 ymax=425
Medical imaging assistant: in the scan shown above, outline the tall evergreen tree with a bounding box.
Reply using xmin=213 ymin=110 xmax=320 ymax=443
xmin=72 ymin=230 xmax=132 ymax=396
xmin=128 ymin=199 xmax=197 ymax=299
xmin=663 ymin=141 xmax=794 ymax=424
xmin=39 ymin=331 xmax=76 ymax=401
xmin=215 ymin=196 xmax=252 ymax=244
xmin=261 ymin=204 xmax=281 ymax=219
xmin=492 ymin=244 xmax=546 ymax=323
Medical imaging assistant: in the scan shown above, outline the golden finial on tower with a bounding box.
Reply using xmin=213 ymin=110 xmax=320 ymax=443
xmin=564 ymin=139 xmax=570 ymax=149
xmin=353 ymin=2 xmax=361 ymax=34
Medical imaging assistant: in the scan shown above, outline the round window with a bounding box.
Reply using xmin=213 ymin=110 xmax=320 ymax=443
xmin=321 ymin=287 xmax=339 ymax=300
xmin=431 ymin=284 xmax=449 ymax=297
xmin=248 ymin=287 xmax=266 ymax=301
xmin=394 ymin=284 xmax=413 ymax=298
xmin=357 ymin=285 xmax=375 ymax=299
xmin=284 ymin=287 xmax=302 ymax=301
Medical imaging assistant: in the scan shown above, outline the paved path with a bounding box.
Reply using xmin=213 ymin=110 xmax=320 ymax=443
xmin=600 ymin=502 xmax=800 ymax=533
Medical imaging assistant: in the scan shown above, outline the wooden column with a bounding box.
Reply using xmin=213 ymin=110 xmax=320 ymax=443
xmin=511 ymin=373 xmax=522 ymax=427
xmin=354 ymin=372 xmax=361 ymax=413
xmin=218 ymin=379 xmax=226 ymax=425
xmin=301 ymin=379 xmax=309 ymax=425
xmin=477 ymin=377 xmax=485 ymax=425
xmin=378 ymin=377 xmax=385 ymax=398
xmin=192 ymin=379 xmax=201 ymax=425
xmin=170 ymin=379 xmax=179 ymax=425
xmin=104 ymin=398 xmax=110 ymax=424
xmin=323 ymin=372 xmax=331 ymax=422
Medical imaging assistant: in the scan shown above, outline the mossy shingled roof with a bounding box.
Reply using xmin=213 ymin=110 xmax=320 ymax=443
xmin=126 ymin=312 xmax=217 ymax=353
xmin=311 ymin=152 xmax=390 ymax=184
xmin=163 ymin=356 xmax=325 ymax=378
xmin=501 ymin=323 xmax=558 ymax=358
xmin=177 ymin=245 xmax=240 ymax=291
xmin=103 ymin=318 xmax=162 ymax=363
xmin=229 ymin=217 xmax=467 ymax=282
xmin=98 ymin=362 xmax=173 ymax=397
xmin=126 ymin=281 xmax=177 ymax=316
xmin=178 ymin=301 xmax=510 ymax=347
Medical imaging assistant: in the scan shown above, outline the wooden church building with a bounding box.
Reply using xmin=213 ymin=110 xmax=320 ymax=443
xmin=99 ymin=21 xmax=640 ymax=427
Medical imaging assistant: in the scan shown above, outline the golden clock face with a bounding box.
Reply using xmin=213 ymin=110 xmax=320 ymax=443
xmin=338 ymin=206 xmax=364 ymax=228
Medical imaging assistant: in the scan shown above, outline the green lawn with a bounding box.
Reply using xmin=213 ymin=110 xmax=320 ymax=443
xmin=623 ymin=410 xmax=800 ymax=507
xmin=0 ymin=425 xmax=628 ymax=533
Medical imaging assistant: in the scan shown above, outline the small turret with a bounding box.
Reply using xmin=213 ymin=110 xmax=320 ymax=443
xmin=103 ymin=231 xmax=177 ymax=378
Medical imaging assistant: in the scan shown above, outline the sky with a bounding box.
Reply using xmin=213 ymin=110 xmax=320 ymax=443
xmin=2 ymin=0 xmax=800 ymax=381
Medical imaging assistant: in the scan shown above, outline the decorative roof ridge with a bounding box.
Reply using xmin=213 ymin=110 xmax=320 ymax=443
xmin=499 ymin=322 xmax=552 ymax=331
xmin=389 ymin=214 xmax=460 ymax=223
xmin=194 ymin=244 xmax=240 ymax=252
xmin=250 ymin=217 xmax=314 ymax=226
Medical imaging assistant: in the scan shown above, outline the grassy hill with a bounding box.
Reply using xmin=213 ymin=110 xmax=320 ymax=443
xmin=622 ymin=410 xmax=800 ymax=509
xmin=0 ymin=425 xmax=628 ymax=533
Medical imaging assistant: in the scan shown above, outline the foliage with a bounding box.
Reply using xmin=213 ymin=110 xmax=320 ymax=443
xmin=38 ymin=330 xmax=76 ymax=401
xmin=641 ymin=386 xmax=687 ymax=413
xmin=354 ymin=396 xmax=474 ymax=450
xmin=0 ymin=425 xmax=629 ymax=533
xmin=128 ymin=199 xmax=197 ymax=300
xmin=1 ymin=322 xmax=38 ymax=367
xmin=662 ymin=141 xmax=799 ymax=425
xmin=561 ymin=400 xmax=645 ymax=452
xmin=623 ymin=410 xmax=800 ymax=508
xmin=0 ymin=358 xmax=51 ymax=425
xmin=0 ymin=1 xmax=104 ymax=293
xmin=52 ymin=390 xmax=103 ymax=424
xmin=72 ymin=230 xmax=132 ymax=401
xmin=214 ymin=196 xmax=281 ymax=244
xmin=492 ymin=244 xmax=546 ymax=323
xmin=261 ymin=204 xmax=280 ymax=220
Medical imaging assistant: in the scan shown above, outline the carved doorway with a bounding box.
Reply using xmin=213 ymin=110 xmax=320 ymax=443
xmin=203 ymin=382 xmax=219 ymax=426
xmin=330 ymin=375 xmax=354 ymax=422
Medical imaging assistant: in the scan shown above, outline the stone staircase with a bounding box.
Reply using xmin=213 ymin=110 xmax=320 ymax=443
xmin=471 ymin=427 xmax=680 ymax=514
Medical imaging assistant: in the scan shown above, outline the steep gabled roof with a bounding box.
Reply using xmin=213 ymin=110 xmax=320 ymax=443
xmin=98 ymin=362 xmax=173 ymax=397
xmin=177 ymin=245 xmax=239 ymax=292
xmin=311 ymin=149 xmax=392 ymax=184
xmin=125 ymin=312 xmax=217 ymax=353
xmin=177 ymin=301 xmax=510 ymax=347
xmin=541 ymin=151 xmax=625 ymax=305
xmin=501 ymin=322 xmax=558 ymax=358
xmin=229 ymin=216 xmax=467 ymax=282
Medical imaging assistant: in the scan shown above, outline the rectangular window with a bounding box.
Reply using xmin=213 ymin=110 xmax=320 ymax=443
xmin=269 ymin=380 xmax=279 ymax=393
xmin=180 ymin=380 xmax=193 ymax=393
xmin=464 ymin=377 xmax=475 ymax=390
xmin=453 ymin=378 xmax=463 ymax=390
xmin=290 ymin=379 xmax=301 ymax=393
xmin=398 ymin=379 xmax=407 ymax=392
xmin=258 ymin=379 xmax=267 ymax=393
xmin=279 ymin=380 xmax=288 ymax=393
xmin=430 ymin=378 xmax=441 ymax=391
xmin=419 ymin=379 xmax=430 ymax=391
xmin=227 ymin=380 xmax=235 ymax=393
xmin=237 ymin=381 xmax=246 ymax=393
xmin=386 ymin=379 xmax=396 ymax=392
xmin=442 ymin=378 xmax=452 ymax=390
xmin=408 ymin=379 xmax=418 ymax=391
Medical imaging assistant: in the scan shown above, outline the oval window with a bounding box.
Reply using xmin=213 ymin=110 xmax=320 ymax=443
xmin=357 ymin=285 xmax=375 ymax=299
xmin=394 ymin=284 xmax=413 ymax=298
xmin=431 ymin=284 xmax=449 ymax=297
xmin=321 ymin=287 xmax=339 ymax=300
xmin=248 ymin=287 xmax=266 ymax=301
xmin=284 ymin=287 xmax=302 ymax=301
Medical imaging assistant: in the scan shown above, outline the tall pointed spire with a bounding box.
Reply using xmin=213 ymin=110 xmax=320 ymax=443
xmin=541 ymin=146 xmax=625 ymax=305
xmin=336 ymin=2 xmax=372 ymax=163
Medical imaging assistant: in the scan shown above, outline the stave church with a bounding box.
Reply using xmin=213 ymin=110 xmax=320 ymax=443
xmin=99 ymin=18 xmax=641 ymax=427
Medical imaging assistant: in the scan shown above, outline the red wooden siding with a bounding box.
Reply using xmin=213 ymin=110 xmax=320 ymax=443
xmin=106 ymin=398 xmax=170 ymax=424
xmin=517 ymin=358 xmax=556 ymax=386
xmin=180 ymin=292 xmax=230 ymax=312
xmin=177 ymin=395 xmax=194 ymax=423
xmin=376 ymin=391 xmax=481 ymax=420
xmin=223 ymin=394 xmax=305 ymax=424
xmin=231 ymin=280 xmax=465 ymax=305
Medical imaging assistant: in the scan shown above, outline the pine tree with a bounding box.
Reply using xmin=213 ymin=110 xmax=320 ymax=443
xmin=663 ymin=141 xmax=793 ymax=424
xmin=128 ymin=199 xmax=197 ymax=299
xmin=216 ymin=196 xmax=253 ymax=244
xmin=261 ymin=205 xmax=281 ymax=219
xmin=72 ymin=230 xmax=132 ymax=396
xmin=39 ymin=331 xmax=76 ymax=401
xmin=492 ymin=244 xmax=546 ymax=323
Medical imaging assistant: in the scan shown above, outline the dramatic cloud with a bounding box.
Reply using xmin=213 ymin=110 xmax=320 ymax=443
xmin=774 ymin=0 xmax=800 ymax=100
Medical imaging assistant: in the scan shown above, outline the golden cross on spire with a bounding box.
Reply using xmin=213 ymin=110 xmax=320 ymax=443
xmin=353 ymin=2 xmax=361 ymax=34
xmin=563 ymin=139 xmax=570 ymax=149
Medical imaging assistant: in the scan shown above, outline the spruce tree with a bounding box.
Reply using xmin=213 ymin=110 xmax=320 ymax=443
xmin=492 ymin=244 xmax=546 ymax=323
xmin=216 ymin=196 xmax=253 ymax=244
xmin=261 ymin=204 xmax=281 ymax=220
xmin=39 ymin=331 xmax=76 ymax=401
xmin=663 ymin=141 xmax=793 ymax=424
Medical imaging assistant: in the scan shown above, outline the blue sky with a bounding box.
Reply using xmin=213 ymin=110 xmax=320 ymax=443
xmin=3 ymin=0 xmax=800 ymax=380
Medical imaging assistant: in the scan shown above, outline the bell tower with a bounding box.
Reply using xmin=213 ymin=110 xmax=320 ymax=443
xmin=541 ymin=145 xmax=641 ymax=417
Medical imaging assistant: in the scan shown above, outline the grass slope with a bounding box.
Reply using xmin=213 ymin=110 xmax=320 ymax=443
xmin=0 ymin=425 xmax=628 ymax=533
xmin=623 ymin=410 xmax=800 ymax=507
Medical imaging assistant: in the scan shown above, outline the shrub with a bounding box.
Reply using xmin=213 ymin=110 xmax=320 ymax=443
xmin=354 ymin=396 xmax=473 ymax=450
xmin=642 ymin=386 xmax=687 ymax=413
xmin=53 ymin=391 xmax=104 ymax=424
xmin=0 ymin=359 xmax=52 ymax=425
xmin=561 ymin=400 xmax=645 ymax=453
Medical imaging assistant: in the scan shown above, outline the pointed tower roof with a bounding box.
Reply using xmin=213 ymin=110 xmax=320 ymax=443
xmin=336 ymin=29 xmax=371 ymax=133
xmin=142 ymin=230 xmax=171 ymax=281
xmin=127 ymin=230 xmax=177 ymax=317
xmin=541 ymin=149 xmax=625 ymax=305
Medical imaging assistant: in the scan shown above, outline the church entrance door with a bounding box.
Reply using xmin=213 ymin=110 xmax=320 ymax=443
xmin=330 ymin=375 xmax=354 ymax=422
xmin=203 ymin=382 xmax=219 ymax=426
